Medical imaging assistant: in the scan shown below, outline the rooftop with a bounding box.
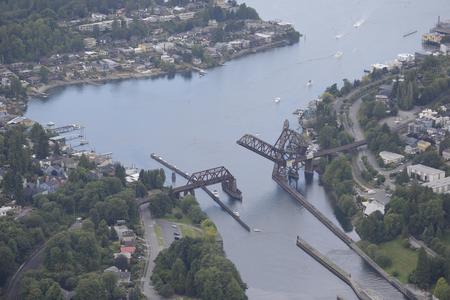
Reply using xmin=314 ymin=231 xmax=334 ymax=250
xmin=407 ymin=164 xmax=445 ymax=175
xmin=423 ymin=176 xmax=450 ymax=189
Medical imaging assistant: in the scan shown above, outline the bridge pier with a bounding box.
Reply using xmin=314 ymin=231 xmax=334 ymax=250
xmin=304 ymin=159 xmax=314 ymax=183
xmin=222 ymin=178 xmax=243 ymax=200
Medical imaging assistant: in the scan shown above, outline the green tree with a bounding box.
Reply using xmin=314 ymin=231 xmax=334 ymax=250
xmin=415 ymin=248 xmax=431 ymax=289
xmin=39 ymin=66 xmax=49 ymax=84
xmin=171 ymin=258 xmax=187 ymax=294
xmin=45 ymin=282 xmax=64 ymax=300
xmin=434 ymin=277 xmax=450 ymax=300
xmin=0 ymin=245 xmax=15 ymax=285
xmin=30 ymin=123 xmax=49 ymax=159
xmin=74 ymin=275 xmax=107 ymax=300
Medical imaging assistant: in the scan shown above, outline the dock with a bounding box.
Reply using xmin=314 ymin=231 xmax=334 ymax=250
xmin=151 ymin=153 xmax=251 ymax=232
xmin=296 ymin=236 xmax=375 ymax=300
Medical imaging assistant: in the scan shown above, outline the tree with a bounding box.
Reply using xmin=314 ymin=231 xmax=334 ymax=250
xmin=148 ymin=192 xmax=173 ymax=218
xmin=2 ymin=170 xmax=23 ymax=202
xmin=74 ymin=275 xmax=107 ymax=300
xmin=434 ymin=277 xmax=450 ymax=300
xmin=415 ymin=248 xmax=431 ymax=289
xmin=115 ymin=254 xmax=129 ymax=271
xmin=102 ymin=272 xmax=118 ymax=300
xmin=45 ymin=282 xmax=64 ymax=300
xmin=114 ymin=164 xmax=126 ymax=185
xmin=0 ymin=245 xmax=15 ymax=285
xmin=171 ymin=258 xmax=187 ymax=294
xmin=39 ymin=66 xmax=49 ymax=84
xmin=30 ymin=123 xmax=49 ymax=159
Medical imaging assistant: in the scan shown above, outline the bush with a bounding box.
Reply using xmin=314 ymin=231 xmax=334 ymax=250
xmin=402 ymin=238 xmax=410 ymax=249
xmin=174 ymin=212 xmax=182 ymax=219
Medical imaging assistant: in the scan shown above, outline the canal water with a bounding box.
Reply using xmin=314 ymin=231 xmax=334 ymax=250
xmin=26 ymin=0 xmax=450 ymax=299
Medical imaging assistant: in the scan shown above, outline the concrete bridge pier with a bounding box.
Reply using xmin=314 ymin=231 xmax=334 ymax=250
xmin=222 ymin=178 xmax=243 ymax=200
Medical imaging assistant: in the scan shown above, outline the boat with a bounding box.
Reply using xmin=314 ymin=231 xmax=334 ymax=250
xmin=334 ymin=51 xmax=343 ymax=59
xmin=335 ymin=34 xmax=343 ymax=39
xmin=233 ymin=210 xmax=240 ymax=217
xmin=212 ymin=189 xmax=220 ymax=198
xmin=199 ymin=69 xmax=207 ymax=76
xmin=306 ymin=80 xmax=313 ymax=87
xmin=253 ymin=228 xmax=261 ymax=232
xmin=353 ymin=19 xmax=365 ymax=28
xmin=79 ymin=139 xmax=89 ymax=146
xmin=274 ymin=97 xmax=281 ymax=103
xmin=46 ymin=121 xmax=55 ymax=127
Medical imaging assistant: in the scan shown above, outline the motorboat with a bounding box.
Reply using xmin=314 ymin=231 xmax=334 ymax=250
xmin=253 ymin=228 xmax=261 ymax=232
xmin=213 ymin=189 xmax=220 ymax=198
xmin=274 ymin=97 xmax=281 ymax=103
xmin=233 ymin=211 xmax=240 ymax=217
xmin=306 ymin=80 xmax=313 ymax=87
xmin=334 ymin=51 xmax=343 ymax=59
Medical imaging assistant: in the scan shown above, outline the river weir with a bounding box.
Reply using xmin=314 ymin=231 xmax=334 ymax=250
xmin=26 ymin=0 xmax=450 ymax=298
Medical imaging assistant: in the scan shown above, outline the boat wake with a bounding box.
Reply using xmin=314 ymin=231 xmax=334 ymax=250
xmin=353 ymin=18 xmax=366 ymax=28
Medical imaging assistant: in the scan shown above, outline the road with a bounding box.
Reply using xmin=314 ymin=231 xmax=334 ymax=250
xmin=139 ymin=203 xmax=163 ymax=300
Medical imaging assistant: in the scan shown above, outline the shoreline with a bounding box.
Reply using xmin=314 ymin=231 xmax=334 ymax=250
xmin=27 ymin=40 xmax=293 ymax=104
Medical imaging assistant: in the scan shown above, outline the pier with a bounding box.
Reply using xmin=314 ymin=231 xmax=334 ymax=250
xmin=296 ymin=236 xmax=375 ymax=300
xmin=150 ymin=153 xmax=251 ymax=232
xmin=237 ymin=121 xmax=425 ymax=300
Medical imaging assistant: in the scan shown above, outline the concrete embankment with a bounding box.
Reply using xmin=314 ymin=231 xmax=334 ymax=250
xmin=273 ymin=167 xmax=425 ymax=300
xmin=296 ymin=236 xmax=374 ymax=300
xmin=150 ymin=153 xmax=251 ymax=232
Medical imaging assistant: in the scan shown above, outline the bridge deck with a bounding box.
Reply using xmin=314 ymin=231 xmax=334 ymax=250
xmin=150 ymin=154 xmax=250 ymax=232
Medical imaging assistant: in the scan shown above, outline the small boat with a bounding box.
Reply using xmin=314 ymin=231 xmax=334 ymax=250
xmin=353 ymin=19 xmax=364 ymax=28
xmin=199 ymin=69 xmax=207 ymax=76
xmin=233 ymin=211 xmax=240 ymax=217
xmin=306 ymin=80 xmax=313 ymax=87
xmin=334 ymin=51 xmax=343 ymax=59
xmin=213 ymin=189 xmax=219 ymax=198
xmin=274 ymin=97 xmax=281 ymax=103
xmin=79 ymin=140 xmax=89 ymax=146
xmin=46 ymin=121 xmax=55 ymax=127
xmin=335 ymin=34 xmax=343 ymax=39
xmin=253 ymin=228 xmax=261 ymax=232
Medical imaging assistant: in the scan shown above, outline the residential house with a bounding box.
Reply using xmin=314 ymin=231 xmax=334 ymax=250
xmin=407 ymin=164 xmax=445 ymax=182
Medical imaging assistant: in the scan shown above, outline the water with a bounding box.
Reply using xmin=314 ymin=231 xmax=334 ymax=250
xmin=26 ymin=0 xmax=450 ymax=299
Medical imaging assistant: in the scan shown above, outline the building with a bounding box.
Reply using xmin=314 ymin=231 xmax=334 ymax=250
xmin=379 ymin=151 xmax=404 ymax=165
xmin=363 ymin=200 xmax=385 ymax=216
xmin=407 ymin=164 xmax=445 ymax=182
xmin=423 ymin=177 xmax=450 ymax=194
xmin=83 ymin=38 xmax=97 ymax=49
xmin=417 ymin=140 xmax=432 ymax=152
xmin=0 ymin=206 xmax=14 ymax=217
xmin=442 ymin=149 xmax=450 ymax=161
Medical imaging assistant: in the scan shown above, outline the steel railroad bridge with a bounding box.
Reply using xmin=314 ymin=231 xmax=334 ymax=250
xmin=171 ymin=166 xmax=242 ymax=200
xmin=237 ymin=120 xmax=366 ymax=180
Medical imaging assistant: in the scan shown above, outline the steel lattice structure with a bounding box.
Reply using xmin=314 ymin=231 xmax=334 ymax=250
xmin=172 ymin=166 xmax=236 ymax=195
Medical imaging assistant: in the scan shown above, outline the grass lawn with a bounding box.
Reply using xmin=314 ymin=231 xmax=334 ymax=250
xmin=378 ymin=238 xmax=418 ymax=283
xmin=179 ymin=224 xmax=203 ymax=239
xmin=154 ymin=224 xmax=165 ymax=247
xmin=164 ymin=207 xmax=193 ymax=225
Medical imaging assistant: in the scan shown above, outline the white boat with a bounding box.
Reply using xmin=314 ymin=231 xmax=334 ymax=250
xmin=306 ymin=80 xmax=313 ymax=87
xmin=274 ymin=97 xmax=281 ymax=103
xmin=233 ymin=211 xmax=240 ymax=217
xmin=335 ymin=34 xmax=343 ymax=39
xmin=46 ymin=121 xmax=55 ymax=127
xmin=334 ymin=51 xmax=343 ymax=59
xmin=353 ymin=19 xmax=365 ymax=28
xmin=79 ymin=140 xmax=89 ymax=145
xmin=253 ymin=228 xmax=261 ymax=232
xmin=199 ymin=69 xmax=207 ymax=76
xmin=213 ymin=189 xmax=220 ymax=198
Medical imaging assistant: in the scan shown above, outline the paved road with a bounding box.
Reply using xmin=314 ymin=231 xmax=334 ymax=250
xmin=139 ymin=203 xmax=163 ymax=300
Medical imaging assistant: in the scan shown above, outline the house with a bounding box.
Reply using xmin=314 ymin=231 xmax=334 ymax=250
xmin=423 ymin=177 xmax=450 ymax=194
xmin=363 ymin=200 xmax=385 ymax=216
xmin=417 ymin=140 xmax=432 ymax=152
xmin=83 ymin=38 xmax=97 ymax=49
xmin=0 ymin=206 xmax=14 ymax=217
xmin=120 ymin=246 xmax=136 ymax=255
xmin=379 ymin=151 xmax=404 ymax=165
xmin=104 ymin=266 xmax=131 ymax=284
xmin=407 ymin=164 xmax=445 ymax=182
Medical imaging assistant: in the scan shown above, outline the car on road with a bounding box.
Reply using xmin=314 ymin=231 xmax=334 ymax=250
xmin=173 ymin=232 xmax=180 ymax=236
xmin=174 ymin=236 xmax=180 ymax=240
xmin=171 ymin=224 xmax=177 ymax=229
